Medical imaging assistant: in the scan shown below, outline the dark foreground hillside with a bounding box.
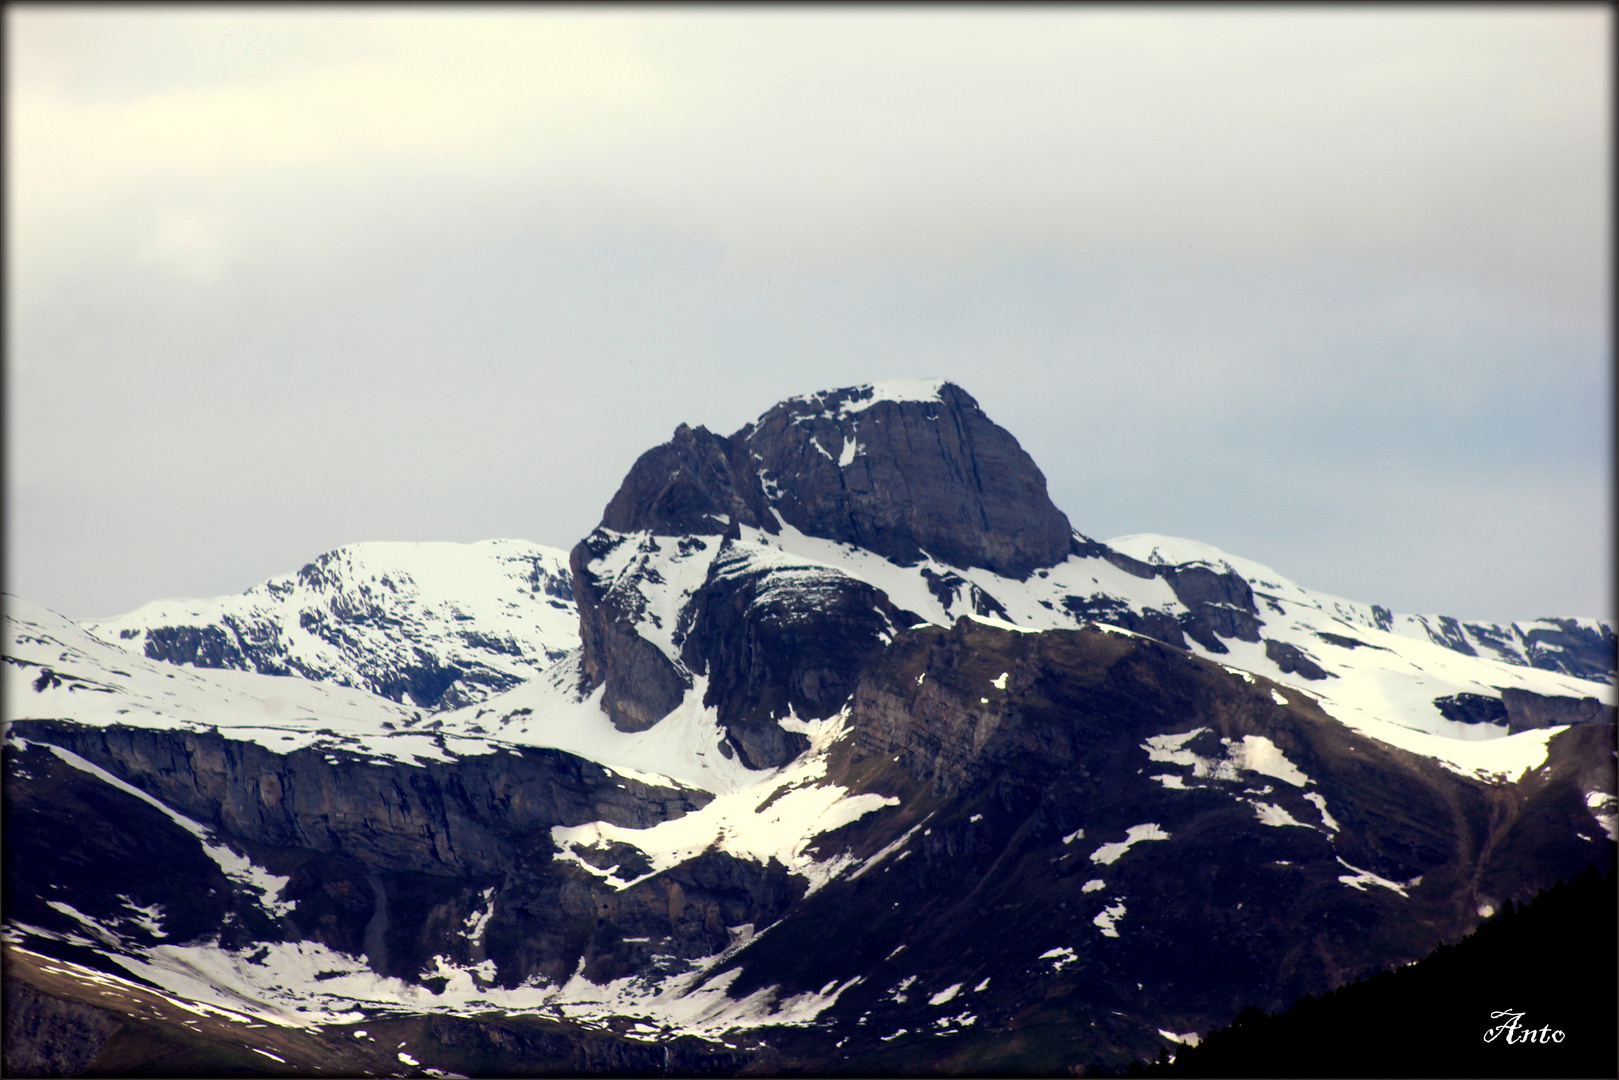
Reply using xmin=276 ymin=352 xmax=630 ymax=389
xmin=1133 ymin=862 xmax=1617 ymax=1078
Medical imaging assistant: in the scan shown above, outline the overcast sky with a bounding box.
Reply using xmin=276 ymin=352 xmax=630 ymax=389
xmin=7 ymin=7 xmax=1611 ymax=624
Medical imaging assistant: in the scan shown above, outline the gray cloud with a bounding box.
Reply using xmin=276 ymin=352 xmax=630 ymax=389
xmin=6 ymin=8 xmax=1610 ymax=623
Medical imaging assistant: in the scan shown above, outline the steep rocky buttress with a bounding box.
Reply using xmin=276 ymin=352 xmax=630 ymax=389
xmin=572 ymin=381 xmax=1074 ymax=750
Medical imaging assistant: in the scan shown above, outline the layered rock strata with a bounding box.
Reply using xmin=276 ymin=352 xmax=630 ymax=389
xmin=573 ymin=381 xmax=1073 ymax=740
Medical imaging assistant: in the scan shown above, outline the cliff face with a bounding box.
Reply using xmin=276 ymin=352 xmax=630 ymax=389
xmin=569 ymin=529 xmax=696 ymax=734
xmin=592 ymin=384 xmax=1073 ymax=577
xmin=598 ymin=422 xmax=779 ymax=538
xmin=10 ymin=721 xmax=700 ymax=874
xmin=678 ymin=540 xmax=919 ymax=767
xmin=572 ymin=381 xmax=1073 ymax=739
xmin=682 ymin=620 xmax=1614 ymax=1074
xmin=3 ymin=723 xmax=804 ymax=990
xmin=740 ymin=382 xmax=1074 ymax=578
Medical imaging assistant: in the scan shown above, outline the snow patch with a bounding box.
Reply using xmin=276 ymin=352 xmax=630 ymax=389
xmin=1248 ymin=801 xmax=1311 ymax=829
xmin=1039 ymin=946 xmax=1079 ymax=970
xmin=839 ymin=377 xmax=949 ymax=414
xmin=1303 ymin=792 xmax=1340 ymax=832
xmin=463 ymin=889 xmax=496 ymax=943
xmin=1090 ymin=824 xmax=1170 ymax=865
xmin=1586 ymin=791 xmax=1618 ymax=840
xmin=1142 ymin=731 xmax=1310 ymax=790
xmin=551 ymin=714 xmax=895 ymax=895
xmin=1230 ymin=735 xmax=1311 ymax=787
xmin=1142 ymin=729 xmax=1208 ymax=767
xmin=1094 ymin=903 xmax=1127 ymax=938
xmin=848 ymin=820 xmax=928 ymax=882
xmin=1336 ymin=857 xmax=1410 ymax=897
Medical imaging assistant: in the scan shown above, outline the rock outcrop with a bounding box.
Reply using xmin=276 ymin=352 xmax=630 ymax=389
xmin=569 ymin=529 xmax=698 ymax=733
xmin=2 ymin=722 xmax=761 ymax=988
xmin=598 ymin=423 xmax=779 ymax=537
xmin=741 ymin=382 xmax=1074 ymax=577
xmin=572 ymin=381 xmax=1074 ymax=737
xmin=1500 ymin=687 xmax=1617 ymax=733
xmin=679 ymin=541 xmax=918 ymax=767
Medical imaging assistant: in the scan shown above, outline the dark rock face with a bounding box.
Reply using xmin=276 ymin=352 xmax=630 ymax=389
xmin=1264 ymin=639 xmax=1332 ymax=681
xmin=8 ymin=722 xmax=700 ymax=878
xmin=1421 ymin=615 xmax=1479 ymax=656
xmin=598 ymin=423 xmax=778 ymax=537
xmin=570 ymin=530 xmax=698 ymax=732
xmin=679 ymin=542 xmax=919 ymax=767
xmin=143 ymin=623 xmax=271 ymax=672
xmin=1059 ymin=552 xmax=1264 ymax=657
xmin=1062 ymin=594 xmax=1189 ymax=650
xmin=742 ymin=383 xmax=1073 ymax=578
xmin=573 ymin=381 xmax=1075 ymax=736
xmin=921 ymin=568 xmax=1011 ymax=621
xmin=2 ymin=979 xmax=125 ymax=1079
xmin=1316 ymin=631 xmax=1387 ymax=651
xmin=1072 ymin=535 xmax=1159 ymax=580
xmin=2 ymin=723 xmax=808 ymax=992
xmin=1403 ymin=616 xmax=1616 ymax=684
xmin=1500 ymin=688 xmax=1617 ymax=733
xmin=1162 ymin=565 xmax=1262 ymax=645
xmin=1430 ymin=689 xmax=1615 ymax=733
xmin=1433 ymin=693 xmax=1509 ymax=726
xmin=1516 ymin=619 xmax=1619 ymax=682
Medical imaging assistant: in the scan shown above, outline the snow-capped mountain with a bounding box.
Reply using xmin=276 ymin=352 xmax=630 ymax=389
xmin=1111 ymin=533 xmax=1616 ymax=683
xmin=4 ymin=379 xmax=1614 ymax=1077
xmin=84 ymin=539 xmax=578 ymax=711
xmin=564 ymin=378 xmax=1613 ymax=782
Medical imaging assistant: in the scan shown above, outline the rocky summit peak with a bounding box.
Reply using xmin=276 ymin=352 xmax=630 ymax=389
xmin=595 ymin=380 xmax=1074 ymax=579
xmin=571 ymin=380 xmax=1079 ymax=741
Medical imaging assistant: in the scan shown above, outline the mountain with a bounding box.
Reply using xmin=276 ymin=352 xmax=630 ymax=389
xmin=84 ymin=539 xmax=578 ymax=711
xmin=5 ymin=379 xmax=1615 ymax=1077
